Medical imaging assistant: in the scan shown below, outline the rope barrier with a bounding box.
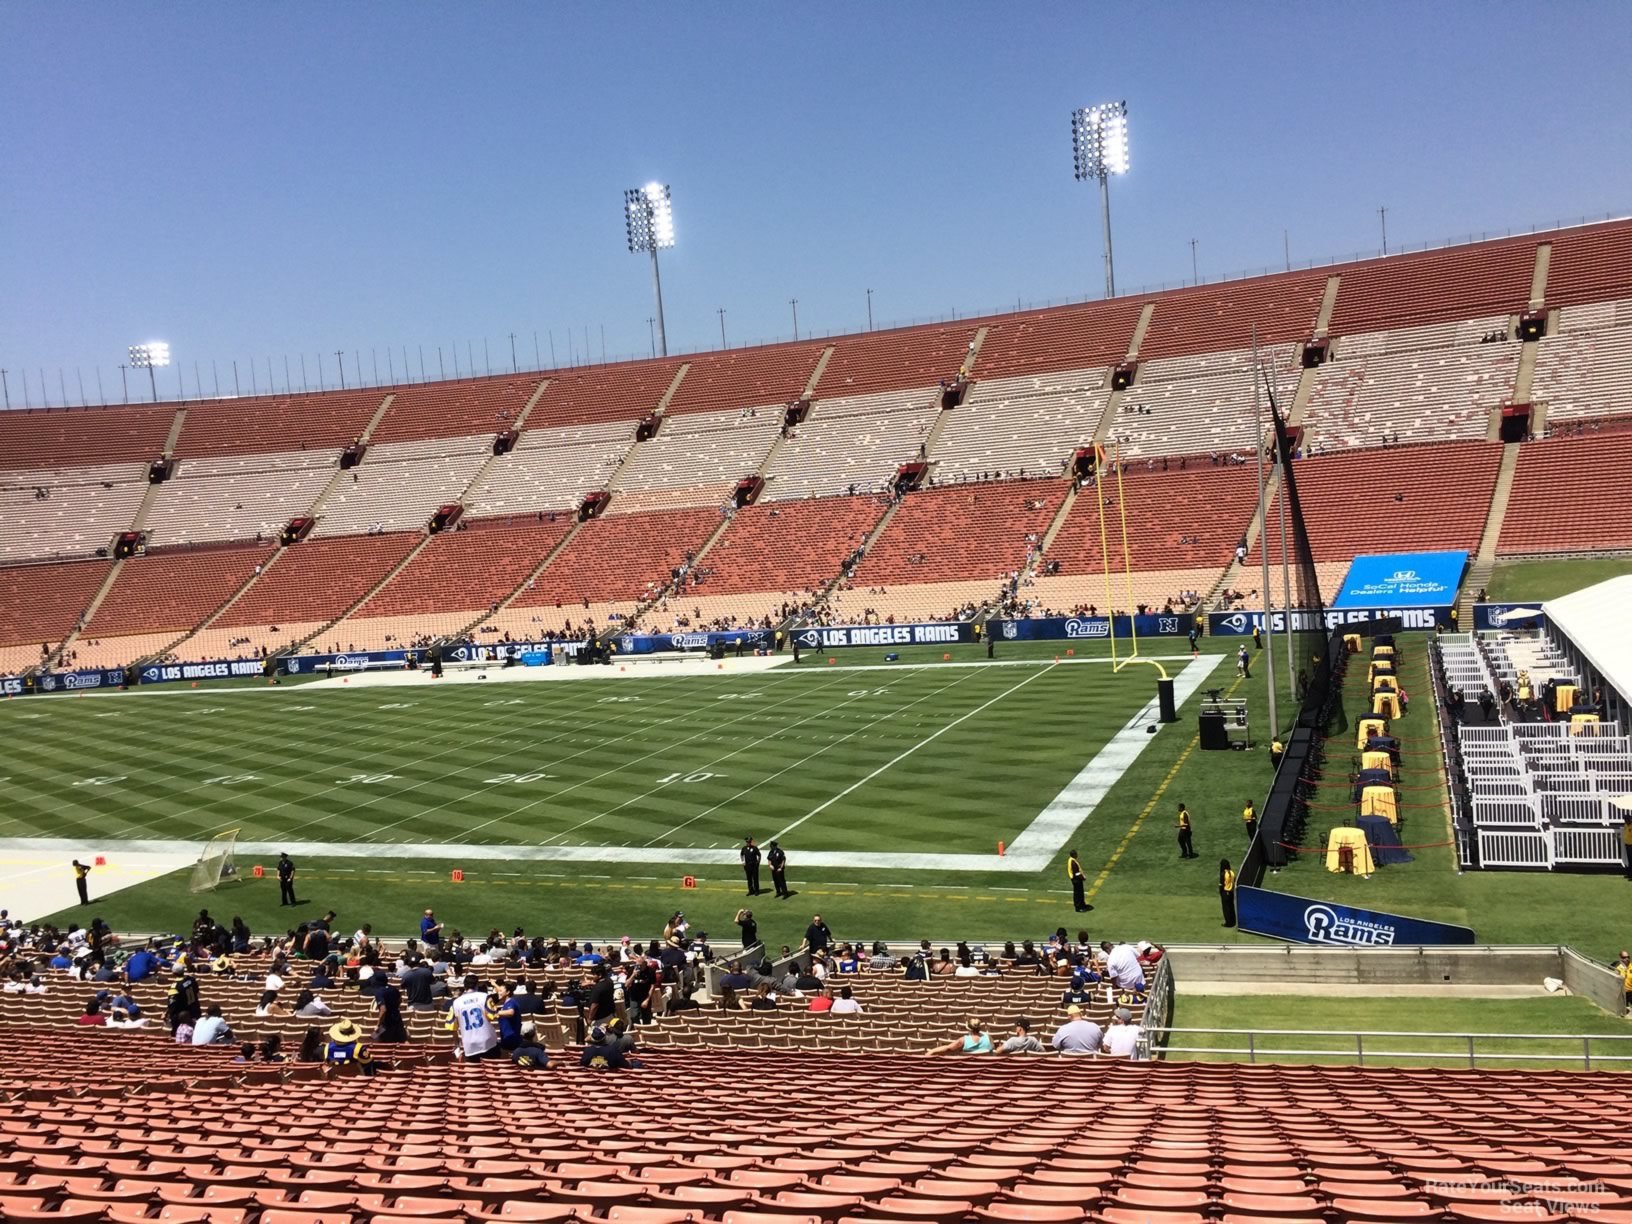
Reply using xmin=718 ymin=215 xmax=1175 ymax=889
xmin=1277 ymin=838 xmax=1456 ymax=854
xmin=1304 ymin=800 xmax=1442 ymax=811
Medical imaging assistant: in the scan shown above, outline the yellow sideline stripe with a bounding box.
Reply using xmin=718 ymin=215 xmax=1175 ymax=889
xmin=1083 ymin=673 xmax=1247 ymax=905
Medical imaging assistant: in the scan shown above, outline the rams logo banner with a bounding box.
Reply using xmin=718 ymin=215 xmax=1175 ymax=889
xmin=1238 ymin=886 xmax=1475 ymax=946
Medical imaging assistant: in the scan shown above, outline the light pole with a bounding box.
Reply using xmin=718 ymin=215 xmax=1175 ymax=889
xmin=866 ymin=288 xmax=874 ymax=331
xmin=790 ymin=298 xmax=800 ymax=340
xmin=127 ymin=343 xmax=170 ymax=403
xmin=1378 ymin=205 xmax=1390 ymax=255
xmin=118 ymin=365 xmax=129 ymax=403
xmin=0 ymin=368 xmax=8 ymax=409
xmin=624 ymin=183 xmax=675 ymax=358
xmin=717 ymin=307 xmax=727 ymax=349
xmin=646 ymin=317 xmax=656 ymax=358
xmin=1071 ymin=100 xmax=1130 ymax=299
xmin=1190 ymin=238 xmax=1198 ymax=285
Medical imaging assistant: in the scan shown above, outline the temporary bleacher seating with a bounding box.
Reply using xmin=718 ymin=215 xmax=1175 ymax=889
xmin=930 ymin=367 xmax=1110 ymax=480
xmin=763 ymin=388 xmax=938 ymax=501
xmin=369 ymin=376 xmax=543 ymax=444
xmin=1303 ymin=317 xmax=1518 ymax=449
xmin=1499 ymin=423 xmax=1632 ymax=554
xmin=662 ymin=342 xmax=825 ymax=416
xmin=0 ymin=463 xmax=148 ymax=562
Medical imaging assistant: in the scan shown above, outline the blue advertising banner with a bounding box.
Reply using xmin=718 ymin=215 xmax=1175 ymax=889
xmin=992 ymin=614 xmax=1191 ymax=643
xmin=143 ymin=659 xmax=266 ymax=683
xmin=1472 ymin=602 xmax=1546 ymax=632
xmin=791 ymin=622 xmax=972 ymax=650
xmin=1208 ymin=606 xmax=1450 ymax=636
xmin=1332 ymin=551 xmax=1467 ymax=609
xmin=1238 ymin=886 xmax=1475 ymax=946
xmin=33 ymin=668 xmax=129 ymax=693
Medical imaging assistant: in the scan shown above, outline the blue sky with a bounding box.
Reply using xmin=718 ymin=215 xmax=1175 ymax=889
xmin=3 ymin=3 xmax=1630 ymax=404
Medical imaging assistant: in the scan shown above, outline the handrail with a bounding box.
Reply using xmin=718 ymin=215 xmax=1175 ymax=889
xmin=1145 ymin=1025 xmax=1632 ymax=1069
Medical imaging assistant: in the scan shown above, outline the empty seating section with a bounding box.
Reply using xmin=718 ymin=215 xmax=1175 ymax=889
xmin=66 ymin=630 xmax=187 ymax=670
xmin=612 ymin=409 xmax=782 ymax=502
xmin=1138 ymin=271 xmax=1326 ymax=359
xmin=0 ymin=463 xmax=147 ymax=561
xmin=1045 ymin=465 xmax=1258 ymax=574
xmin=219 ymin=533 xmax=419 ymax=628
xmin=0 ymin=403 xmax=173 ymax=469
xmin=855 ymin=480 xmax=1065 ymax=586
xmin=1540 ymin=218 xmax=1632 ymax=308
xmin=145 ymin=449 xmax=337 ymax=547
xmin=1247 ymin=440 xmax=1502 ymax=563
xmin=1021 ymin=569 xmax=1225 ymax=617
xmin=818 ymin=324 xmax=976 ymax=397
xmin=825 ymin=578 xmax=1007 ymax=624
xmin=1500 ymin=428 xmax=1632 ymax=554
xmin=528 ymin=359 xmax=680 ymax=427
xmin=172 ymin=390 xmax=386 ymax=457
xmin=0 ymin=560 xmax=111 ymax=653
xmin=1304 ymin=318 xmax=1517 ymax=449
xmin=510 ymin=507 xmax=719 ymax=607
xmin=1329 ymin=237 xmax=1533 ymax=334
xmin=663 ymin=342 xmax=825 ymax=415
xmin=693 ymin=497 xmax=886 ymax=595
xmin=369 ymin=376 xmax=542 ymax=444
xmin=1532 ymin=300 xmax=1632 ymax=425
xmin=1111 ymin=344 xmax=1298 ymax=459
xmin=314 ymin=436 xmax=489 ymax=537
xmin=83 ymin=545 xmax=272 ymax=638
xmin=763 ymin=388 xmax=937 ymax=501
xmin=464 ymin=422 xmax=632 ymax=518
xmin=976 ymin=298 xmax=1144 ymax=377
xmin=932 ymin=367 xmax=1110 ymax=479
xmin=0 ymin=1040 xmax=1627 ymax=1224
xmin=329 ymin=520 xmax=576 ymax=651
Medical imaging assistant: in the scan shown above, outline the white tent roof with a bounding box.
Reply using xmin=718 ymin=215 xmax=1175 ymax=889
xmin=1543 ymin=574 xmax=1632 ymax=699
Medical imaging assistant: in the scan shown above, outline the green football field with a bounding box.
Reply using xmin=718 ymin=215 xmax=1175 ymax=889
xmin=12 ymin=637 xmax=1629 ymax=955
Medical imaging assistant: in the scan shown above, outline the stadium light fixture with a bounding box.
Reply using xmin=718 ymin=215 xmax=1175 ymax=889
xmin=1071 ymin=101 xmax=1129 ymax=298
xmin=128 ymin=342 xmax=171 ymax=402
xmin=624 ymin=182 xmax=674 ymax=358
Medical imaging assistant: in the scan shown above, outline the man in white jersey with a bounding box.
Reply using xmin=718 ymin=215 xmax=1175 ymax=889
xmin=449 ymin=974 xmax=500 ymax=1060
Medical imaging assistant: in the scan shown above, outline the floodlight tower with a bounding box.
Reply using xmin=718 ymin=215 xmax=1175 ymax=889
xmin=128 ymin=342 xmax=171 ymax=402
xmin=1071 ymin=101 xmax=1130 ymax=299
xmin=624 ymin=183 xmax=675 ymax=358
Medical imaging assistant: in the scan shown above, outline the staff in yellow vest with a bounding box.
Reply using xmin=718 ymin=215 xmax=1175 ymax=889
xmin=1270 ymin=737 xmax=1285 ymax=770
xmin=1176 ymin=805 xmax=1196 ymax=860
xmin=1067 ymin=849 xmax=1088 ymax=913
xmin=1242 ymin=800 xmax=1257 ymax=842
xmin=1218 ymin=859 xmax=1237 ymax=928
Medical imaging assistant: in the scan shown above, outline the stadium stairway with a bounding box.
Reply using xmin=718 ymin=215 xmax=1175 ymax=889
xmin=127 ymin=407 xmax=189 ymax=534
xmin=38 ymin=558 xmax=127 ymax=673
xmin=302 ymin=393 xmax=396 ymax=521
xmin=444 ymin=377 xmax=550 ymax=502
xmin=1201 ymin=467 xmax=1275 ymax=616
xmin=1458 ymin=440 xmax=1522 ymax=624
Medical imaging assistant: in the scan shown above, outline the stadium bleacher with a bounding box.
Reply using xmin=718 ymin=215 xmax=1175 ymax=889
xmin=4 ymin=222 xmax=1632 ymax=672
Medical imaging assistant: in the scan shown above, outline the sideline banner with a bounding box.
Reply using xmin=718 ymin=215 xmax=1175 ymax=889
xmin=1209 ymin=606 xmax=1450 ymax=636
xmin=791 ymin=622 xmax=970 ymax=649
xmin=992 ymin=614 xmax=1190 ymax=642
xmin=1332 ymin=551 xmax=1467 ymax=609
xmin=1238 ymin=885 xmax=1476 ymax=946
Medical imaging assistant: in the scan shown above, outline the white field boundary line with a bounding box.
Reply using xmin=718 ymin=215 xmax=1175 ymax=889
xmin=0 ymin=654 xmax=1223 ymax=874
xmin=768 ymin=664 xmax=1055 ymax=844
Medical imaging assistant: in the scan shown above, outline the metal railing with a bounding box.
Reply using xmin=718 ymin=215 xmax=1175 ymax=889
xmin=1145 ymin=1025 xmax=1632 ymax=1069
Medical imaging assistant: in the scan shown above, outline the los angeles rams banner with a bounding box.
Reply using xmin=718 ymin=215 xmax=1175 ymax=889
xmin=790 ymin=622 xmax=972 ymax=649
xmin=992 ymin=614 xmax=1190 ymax=642
xmin=1332 ymin=551 xmax=1468 ymax=609
xmin=1208 ymin=606 xmax=1450 ymax=636
xmin=1238 ymin=885 xmax=1476 ymax=946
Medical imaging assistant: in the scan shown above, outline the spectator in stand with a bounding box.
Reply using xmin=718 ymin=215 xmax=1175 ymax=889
xmin=804 ymin=914 xmax=833 ymax=955
xmin=321 ymin=1018 xmax=376 ymax=1075
xmin=373 ymin=979 xmax=407 ymax=1043
xmin=449 ymin=975 xmax=501 ymax=1061
xmin=998 ymin=1017 xmax=1044 ymax=1055
xmin=831 ymin=985 xmax=863 ymax=1015
xmin=1102 ymin=941 xmax=1145 ymax=992
xmin=400 ymin=956 xmax=436 ymax=1010
xmin=928 ymin=1018 xmax=993 ymax=1054
xmin=77 ymin=997 xmax=107 ymax=1026
xmin=293 ymin=989 xmax=333 ymax=1018
xmin=192 ymin=1004 xmax=234 ymax=1046
xmin=259 ymin=1034 xmax=286 ymax=1063
xmin=1051 ymin=1005 xmax=1104 ymax=1055
xmin=1101 ymin=1007 xmax=1141 ymax=1059
xmin=173 ymin=1010 xmax=197 ymax=1044
xmin=420 ymin=909 xmax=443 ymax=948
xmin=1614 ymin=950 xmax=1632 ymax=1015
xmin=255 ymin=990 xmax=290 ymax=1018
xmin=125 ymin=941 xmax=158 ymax=982
xmin=808 ymin=986 xmax=834 ymax=1013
